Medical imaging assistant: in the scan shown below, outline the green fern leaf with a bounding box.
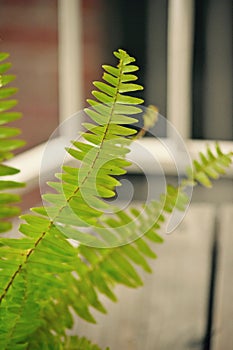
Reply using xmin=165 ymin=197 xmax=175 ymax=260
xmin=0 ymin=49 xmax=145 ymax=348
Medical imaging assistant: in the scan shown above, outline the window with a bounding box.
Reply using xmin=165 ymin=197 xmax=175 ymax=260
xmin=82 ymin=0 xmax=232 ymax=141
xmin=2 ymin=0 xmax=232 ymax=210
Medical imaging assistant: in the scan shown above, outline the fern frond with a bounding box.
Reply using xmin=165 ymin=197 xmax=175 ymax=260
xmin=0 ymin=48 xmax=232 ymax=350
xmin=0 ymin=49 xmax=145 ymax=348
xmin=40 ymin=49 xmax=144 ymax=238
xmin=186 ymin=143 xmax=233 ymax=188
xmin=0 ymin=53 xmax=25 ymax=233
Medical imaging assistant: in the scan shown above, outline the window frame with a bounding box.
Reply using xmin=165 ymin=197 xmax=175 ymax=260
xmin=3 ymin=0 xmax=84 ymax=194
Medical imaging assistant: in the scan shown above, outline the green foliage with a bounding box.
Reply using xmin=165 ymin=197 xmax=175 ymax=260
xmin=0 ymin=53 xmax=25 ymax=233
xmin=0 ymin=49 xmax=232 ymax=350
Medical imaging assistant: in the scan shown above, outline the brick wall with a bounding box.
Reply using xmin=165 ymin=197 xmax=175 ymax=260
xmin=0 ymin=0 xmax=59 ymax=151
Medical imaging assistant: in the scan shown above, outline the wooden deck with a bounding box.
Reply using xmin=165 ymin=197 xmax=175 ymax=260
xmin=72 ymin=202 xmax=233 ymax=350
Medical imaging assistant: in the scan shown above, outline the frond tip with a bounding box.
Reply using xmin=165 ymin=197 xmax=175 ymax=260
xmin=42 ymin=48 xmax=146 ymax=243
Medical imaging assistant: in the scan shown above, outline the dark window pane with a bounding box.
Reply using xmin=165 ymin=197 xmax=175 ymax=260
xmin=82 ymin=0 xmax=168 ymax=136
xmin=192 ymin=0 xmax=233 ymax=140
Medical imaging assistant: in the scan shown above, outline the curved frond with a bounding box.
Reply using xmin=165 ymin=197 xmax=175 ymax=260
xmin=0 ymin=49 xmax=145 ymax=349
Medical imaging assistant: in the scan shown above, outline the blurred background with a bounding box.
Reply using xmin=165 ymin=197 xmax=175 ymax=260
xmin=0 ymin=0 xmax=232 ymax=150
xmin=0 ymin=0 xmax=232 ymax=349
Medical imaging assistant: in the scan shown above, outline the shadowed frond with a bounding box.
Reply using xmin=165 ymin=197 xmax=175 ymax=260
xmin=0 ymin=53 xmax=25 ymax=233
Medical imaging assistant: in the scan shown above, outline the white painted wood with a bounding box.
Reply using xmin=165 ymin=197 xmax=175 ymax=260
xmin=127 ymin=139 xmax=233 ymax=176
xmin=213 ymin=204 xmax=233 ymax=350
xmin=2 ymin=137 xmax=72 ymax=191
xmin=3 ymin=139 xmax=232 ymax=195
xmin=167 ymin=0 xmax=194 ymax=138
xmin=58 ymin=0 xmax=83 ymax=136
xmin=72 ymin=204 xmax=215 ymax=349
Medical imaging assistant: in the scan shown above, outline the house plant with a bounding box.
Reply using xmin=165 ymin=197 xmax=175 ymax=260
xmin=0 ymin=49 xmax=232 ymax=349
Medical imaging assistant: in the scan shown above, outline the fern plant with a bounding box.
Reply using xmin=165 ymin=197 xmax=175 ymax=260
xmin=0 ymin=49 xmax=232 ymax=350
